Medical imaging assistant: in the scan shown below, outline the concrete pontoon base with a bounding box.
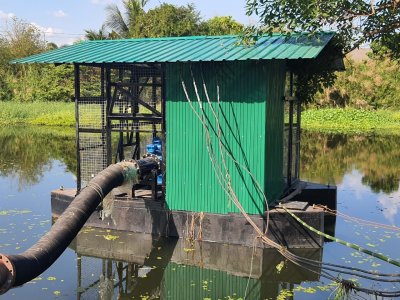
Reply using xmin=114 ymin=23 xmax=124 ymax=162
xmin=70 ymin=228 xmax=322 ymax=282
xmin=51 ymin=186 xmax=333 ymax=249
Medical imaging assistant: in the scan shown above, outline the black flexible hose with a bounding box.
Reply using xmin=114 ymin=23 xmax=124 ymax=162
xmin=0 ymin=162 xmax=135 ymax=293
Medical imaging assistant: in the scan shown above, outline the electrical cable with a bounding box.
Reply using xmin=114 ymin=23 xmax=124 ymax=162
xmin=281 ymin=205 xmax=400 ymax=268
xmin=180 ymin=68 xmax=400 ymax=298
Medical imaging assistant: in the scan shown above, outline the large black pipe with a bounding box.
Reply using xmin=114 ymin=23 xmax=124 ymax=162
xmin=0 ymin=161 xmax=137 ymax=294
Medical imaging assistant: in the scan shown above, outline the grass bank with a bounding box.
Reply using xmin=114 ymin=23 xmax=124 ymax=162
xmin=302 ymin=108 xmax=400 ymax=135
xmin=0 ymin=101 xmax=75 ymax=126
xmin=1 ymin=102 xmax=400 ymax=135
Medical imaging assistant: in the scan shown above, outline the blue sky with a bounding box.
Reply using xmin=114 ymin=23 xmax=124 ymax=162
xmin=0 ymin=0 xmax=251 ymax=45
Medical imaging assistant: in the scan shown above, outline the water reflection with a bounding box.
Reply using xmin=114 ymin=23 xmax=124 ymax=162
xmin=301 ymin=131 xmax=400 ymax=194
xmin=1 ymin=127 xmax=399 ymax=298
xmin=379 ymin=190 xmax=400 ymax=225
xmin=1 ymin=126 xmax=398 ymax=196
xmin=0 ymin=126 xmax=76 ymax=189
xmin=70 ymin=228 xmax=323 ymax=300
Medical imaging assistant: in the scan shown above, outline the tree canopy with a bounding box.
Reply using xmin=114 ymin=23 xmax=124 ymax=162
xmin=246 ymin=0 xmax=400 ymax=57
xmin=135 ymin=3 xmax=202 ymax=37
xmin=104 ymin=0 xmax=148 ymax=38
xmin=0 ymin=17 xmax=45 ymax=65
xmin=0 ymin=18 xmax=74 ymax=102
xmin=85 ymin=25 xmax=114 ymax=41
xmin=85 ymin=1 xmax=244 ymax=40
xmin=202 ymin=16 xmax=244 ymax=35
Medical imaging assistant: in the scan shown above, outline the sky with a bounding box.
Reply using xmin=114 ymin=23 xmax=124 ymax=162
xmin=0 ymin=0 xmax=251 ymax=45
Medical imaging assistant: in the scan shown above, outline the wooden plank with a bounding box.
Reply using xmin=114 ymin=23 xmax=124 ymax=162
xmin=276 ymin=201 xmax=308 ymax=210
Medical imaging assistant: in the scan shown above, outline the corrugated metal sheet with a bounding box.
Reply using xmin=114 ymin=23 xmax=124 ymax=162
xmin=265 ymin=62 xmax=286 ymax=201
xmin=166 ymin=60 xmax=286 ymax=214
xmin=12 ymin=33 xmax=334 ymax=64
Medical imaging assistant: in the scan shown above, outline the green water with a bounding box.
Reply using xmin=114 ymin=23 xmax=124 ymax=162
xmin=0 ymin=126 xmax=399 ymax=299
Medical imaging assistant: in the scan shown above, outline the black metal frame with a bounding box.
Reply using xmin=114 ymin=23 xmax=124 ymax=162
xmin=74 ymin=64 xmax=81 ymax=191
xmin=74 ymin=63 xmax=166 ymax=199
xmin=283 ymin=71 xmax=301 ymax=191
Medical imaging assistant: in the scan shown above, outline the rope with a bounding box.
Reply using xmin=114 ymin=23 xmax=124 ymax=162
xmin=86 ymin=182 xmax=105 ymax=200
xmin=180 ymin=70 xmax=400 ymax=298
xmin=244 ymin=237 xmax=259 ymax=300
xmin=314 ymin=204 xmax=400 ymax=232
xmin=182 ymin=76 xmax=277 ymax=245
xmin=184 ymin=75 xmax=274 ymax=242
xmin=196 ymin=67 xmax=271 ymax=233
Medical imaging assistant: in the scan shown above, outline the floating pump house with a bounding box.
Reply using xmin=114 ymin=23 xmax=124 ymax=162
xmin=14 ymin=33 xmax=342 ymax=248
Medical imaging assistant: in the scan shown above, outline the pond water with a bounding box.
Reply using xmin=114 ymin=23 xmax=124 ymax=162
xmin=0 ymin=126 xmax=399 ymax=299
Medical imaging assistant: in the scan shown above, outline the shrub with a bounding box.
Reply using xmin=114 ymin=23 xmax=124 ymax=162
xmin=314 ymin=57 xmax=400 ymax=109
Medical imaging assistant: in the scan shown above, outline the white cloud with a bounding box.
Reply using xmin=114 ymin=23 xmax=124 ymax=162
xmin=378 ymin=189 xmax=400 ymax=225
xmin=53 ymin=10 xmax=67 ymax=18
xmin=0 ymin=10 xmax=15 ymax=20
xmin=32 ymin=22 xmax=84 ymax=46
xmin=339 ymin=170 xmax=370 ymax=199
xmin=30 ymin=22 xmax=60 ymax=37
xmin=64 ymin=36 xmax=85 ymax=45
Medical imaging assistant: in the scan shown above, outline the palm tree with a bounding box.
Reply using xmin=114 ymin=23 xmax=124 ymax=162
xmin=104 ymin=0 xmax=149 ymax=38
xmin=85 ymin=25 xmax=110 ymax=41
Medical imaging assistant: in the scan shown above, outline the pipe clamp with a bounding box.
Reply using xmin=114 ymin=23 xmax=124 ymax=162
xmin=0 ymin=254 xmax=15 ymax=294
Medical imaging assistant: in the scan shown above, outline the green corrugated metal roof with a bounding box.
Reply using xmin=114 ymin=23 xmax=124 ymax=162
xmin=12 ymin=33 xmax=335 ymax=64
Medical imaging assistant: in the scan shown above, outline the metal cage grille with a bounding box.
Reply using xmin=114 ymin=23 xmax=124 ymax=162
xmin=78 ymin=132 xmax=108 ymax=188
xmin=75 ymin=63 xmax=164 ymax=191
xmin=283 ymin=71 xmax=301 ymax=190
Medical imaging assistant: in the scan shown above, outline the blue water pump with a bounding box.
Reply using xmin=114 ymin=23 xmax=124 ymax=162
xmin=146 ymin=137 xmax=163 ymax=185
xmin=146 ymin=137 xmax=162 ymax=158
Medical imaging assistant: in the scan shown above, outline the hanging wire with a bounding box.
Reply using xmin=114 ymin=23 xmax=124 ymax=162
xmin=314 ymin=204 xmax=400 ymax=232
xmin=180 ymin=67 xmax=400 ymax=298
xmin=281 ymin=205 xmax=400 ymax=268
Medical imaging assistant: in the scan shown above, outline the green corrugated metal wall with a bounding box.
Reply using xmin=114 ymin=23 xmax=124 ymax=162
xmin=166 ymin=60 xmax=286 ymax=215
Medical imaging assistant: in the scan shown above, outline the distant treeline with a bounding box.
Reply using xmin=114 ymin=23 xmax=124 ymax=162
xmin=0 ymin=4 xmax=399 ymax=110
xmin=0 ymin=3 xmax=244 ymax=103
xmin=0 ymin=18 xmax=74 ymax=102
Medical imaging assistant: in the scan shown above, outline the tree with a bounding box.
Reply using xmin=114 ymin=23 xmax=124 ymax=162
xmin=46 ymin=42 xmax=58 ymax=50
xmin=245 ymin=0 xmax=400 ymax=56
xmin=0 ymin=17 xmax=46 ymax=78
xmin=1 ymin=17 xmax=45 ymax=60
xmin=201 ymin=16 xmax=244 ymax=36
xmin=134 ymin=3 xmax=202 ymax=37
xmin=85 ymin=25 xmax=118 ymax=40
xmin=89 ymin=1 xmax=245 ymax=39
xmin=85 ymin=25 xmax=109 ymax=40
xmin=0 ymin=17 xmax=74 ymax=102
xmin=104 ymin=0 xmax=148 ymax=38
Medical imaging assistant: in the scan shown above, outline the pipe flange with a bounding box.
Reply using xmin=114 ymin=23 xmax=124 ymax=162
xmin=0 ymin=254 xmax=15 ymax=295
